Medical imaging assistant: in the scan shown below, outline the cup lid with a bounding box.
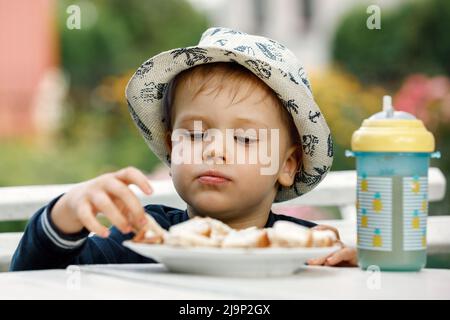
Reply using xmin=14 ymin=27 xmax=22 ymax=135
xmin=351 ymin=96 xmax=435 ymax=152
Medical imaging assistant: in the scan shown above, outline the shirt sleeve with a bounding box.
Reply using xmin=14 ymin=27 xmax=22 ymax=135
xmin=9 ymin=194 xmax=154 ymax=271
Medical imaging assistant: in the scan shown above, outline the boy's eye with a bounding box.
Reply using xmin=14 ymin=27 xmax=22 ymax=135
xmin=234 ymin=135 xmax=258 ymax=145
xmin=188 ymin=131 xmax=206 ymax=140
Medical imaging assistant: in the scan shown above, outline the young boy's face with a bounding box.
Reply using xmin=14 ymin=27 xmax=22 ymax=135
xmin=166 ymin=76 xmax=300 ymax=223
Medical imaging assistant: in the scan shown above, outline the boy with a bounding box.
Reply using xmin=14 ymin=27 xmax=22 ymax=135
xmin=11 ymin=27 xmax=356 ymax=271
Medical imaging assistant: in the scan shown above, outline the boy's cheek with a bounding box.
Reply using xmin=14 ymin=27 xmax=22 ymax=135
xmin=170 ymin=142 xmax=204 ymax=165
xmin=170 ymin=164 xmax=196 ymax=190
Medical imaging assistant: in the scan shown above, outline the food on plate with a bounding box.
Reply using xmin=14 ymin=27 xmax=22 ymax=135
xmin=311 ymin=229 xmax=337 ymax=247
xmin=132 ymin=216 xmax=337 ymax=249
xmin=267 ymin=221 xmax=312 ymax=247
xmin=221 ymin=227 xmax=270 ymax=248
xmin=132 ymin=215 xmax=166 ymax=244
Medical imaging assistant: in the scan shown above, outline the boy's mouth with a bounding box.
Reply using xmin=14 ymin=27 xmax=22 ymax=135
xmin=197 ymin=169 xmax=232 ymax=185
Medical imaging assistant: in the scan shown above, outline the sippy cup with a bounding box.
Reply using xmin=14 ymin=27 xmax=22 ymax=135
xmin=347 ymin=96 xmax=440 ymax=271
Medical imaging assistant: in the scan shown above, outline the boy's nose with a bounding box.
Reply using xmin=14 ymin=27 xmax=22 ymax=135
xmin=202 ymin=142 xmax=226 ymax=164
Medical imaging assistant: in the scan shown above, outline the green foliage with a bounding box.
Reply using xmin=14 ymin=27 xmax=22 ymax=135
xmin=58 ymin=0 xmax=209 ymax=87
xmin=310 ymin=67 xmax=388 ymax=171
xmin=0 ymin=111 xmax=160 ymax=187
xmin=332 ymin=0 xmax=450 ymax=84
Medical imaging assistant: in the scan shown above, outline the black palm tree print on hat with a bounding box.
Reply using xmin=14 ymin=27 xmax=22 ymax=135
xmin=209 ymin=27 xmax=223 ymax=37
xmin=279 ymin=68 xmax=300 ymax=86
xmin=308 ymin=110 xmax=321 ymax=123
xmin=214 ymin=39 xmax=228 ymax=46
xmin=234 ymin=45 xmax=255 ymax=56
xmin=327 ymin=134 xmax=334 ymax=157
xmin=292 ymin=173 xmax=304 ymax=196
xmin=298 ymin=67 xmax=312 ymax=92
xmin=127 ymin=100 xmax=153 ymax=141
xmin=256 ymin=42 xmax=284 ymax=62
xmin=135 ymin=59 xmax=154 ymax=78
xmin=136 ymin=82 xmax=168 ymax=103
xmin=298 ymin=165 xmax=330 ymax=187
xmin=279 ymin=97 xmax=299 ymax=115
xmin=267 ymin=39 xmax=286 ymax=50
xmin=222 ymin=50 xmax=237 ymax=57
xmin=245 ymin=59 xmax=271 ymax=79
xmin=223 ymin=29 xmax=247 ymax=35
xmin=302 ymin=134 xmax=319 ymax=156
xmin=170 ymin=47 xmax=213 ymax=66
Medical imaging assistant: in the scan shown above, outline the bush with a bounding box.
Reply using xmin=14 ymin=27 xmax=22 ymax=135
xmin=58 ymin=0 xmax=209 ymax=88
xmin=310 ymin=67 xmax=388 ymax=170
xmin=394 ymin=74 xmax=450 ymax=214
xmin=332 ymin=0 xmax=450 ymax=84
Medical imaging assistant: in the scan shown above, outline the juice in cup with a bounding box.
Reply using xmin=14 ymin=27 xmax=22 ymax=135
xmin=347 ymin=96 xmax=439 ymax=271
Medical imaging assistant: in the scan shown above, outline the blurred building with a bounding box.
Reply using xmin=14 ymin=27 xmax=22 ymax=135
xmin=0 ymin=0 xmax=61 ymax=137
xmin=189 ymin=0 xmax=405 ymax=70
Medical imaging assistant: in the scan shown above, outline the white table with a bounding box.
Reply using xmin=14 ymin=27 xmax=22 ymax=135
xmin=1 ymin=264 xmax=449 ymax=299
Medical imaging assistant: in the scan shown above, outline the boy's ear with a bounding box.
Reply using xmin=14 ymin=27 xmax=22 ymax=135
xmin=277 ymin=145 xmax=302 ymax=187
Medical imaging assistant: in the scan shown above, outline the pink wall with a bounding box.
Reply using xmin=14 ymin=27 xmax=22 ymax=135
xmin=0 ymin=0 xmax=58 ymax=137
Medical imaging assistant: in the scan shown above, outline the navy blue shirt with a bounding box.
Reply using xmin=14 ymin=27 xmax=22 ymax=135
xmin=10 ymin=194 xmax=316 ymax=271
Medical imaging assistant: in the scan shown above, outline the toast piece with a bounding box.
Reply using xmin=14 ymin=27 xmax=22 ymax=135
xmin=169 ymin=217 xmax=212 ymax=237
xmin=221 ymin=228 xmax=270 ymax=248
xmin=132 ymin=214 xmax=167 ymax=243
xmin=311 ymin=230 xmax=337 ymax=247
xmin=205 ymin=217 xmax=233 ymax=242
xmin=162 ymin=216 xmax=226 ymax=247
xmin=163 ymin=231 xmax=221 ymax=247
xmin=133 ymin=229 xmax=164 ymax=244
xmin=132 ymin=215 xmax=337 ymax=248
xmin=268 ymin=221 xmax=313 ymax=247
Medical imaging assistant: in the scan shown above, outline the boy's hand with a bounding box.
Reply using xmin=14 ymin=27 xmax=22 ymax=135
xmin=307 ymin=224 xmax=358 ymax=267
xmin=51 ymin=167 xmax=153 ymax=237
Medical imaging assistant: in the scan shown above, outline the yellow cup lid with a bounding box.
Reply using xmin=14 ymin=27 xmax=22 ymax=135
xmin=351 ymin=96 xmax=435 ymax=152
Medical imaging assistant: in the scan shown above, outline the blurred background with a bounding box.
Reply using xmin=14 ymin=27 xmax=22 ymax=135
xmin=0 ymin=0 xmax=449 ymax=262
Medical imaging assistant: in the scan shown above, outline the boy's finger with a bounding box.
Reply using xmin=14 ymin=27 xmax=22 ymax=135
xmin=307 ymin=253 xmax=332 ymax=266
xmin=77 ymin=201 xmax=110 ymax=238
xmin=90 ymin=191 xmax=131 ymax=234
xmin=112 ymin=197 xmax=127 ymax=213
xmin=103 ymin=179 xmax=147 ymax=227
xmin=313 ymin=224 xmax=340 ymax=240
xmin=114 ymin=167 xmax=153 ymax=195
xmin=324 ymin=251 xmax=345 ymax=266
xmin=325 ymin=247 xmax=356 ymax=266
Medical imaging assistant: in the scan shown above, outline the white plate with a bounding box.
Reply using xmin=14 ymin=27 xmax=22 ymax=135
xmin=123 ymin=241 xmax=340 ymax=277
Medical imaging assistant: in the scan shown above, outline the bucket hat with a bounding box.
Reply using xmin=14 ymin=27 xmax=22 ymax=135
xmin=125 ymin=27 xmax=334 ymax=202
